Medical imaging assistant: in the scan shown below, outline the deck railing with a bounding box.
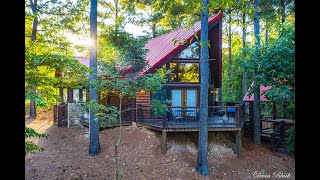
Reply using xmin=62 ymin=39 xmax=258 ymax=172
xmin=137 ymin=101 xmax=245 ymax=128
xmin=80 ymin=103 xmax=136 ymax=123
xmin=109 ymin=104 xmax=135 ymax=122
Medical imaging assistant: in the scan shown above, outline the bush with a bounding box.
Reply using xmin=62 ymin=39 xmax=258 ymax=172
xmin=25 ymin=127 xmax=47 ymax=155
xmin=286 ymin=125 xmax=295 ymax=153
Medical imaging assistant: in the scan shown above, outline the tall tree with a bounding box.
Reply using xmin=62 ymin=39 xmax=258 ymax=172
xmin=29 ymin=0 xmax=38 ymax=119
xmin=242 ymin=9 xmax=247 ymax=97
xmin=253 ymin=0 xmax=261 ymax=144
xmin=280 ymin=0 xmax=285 ymax=23
xmin=196 ymin=0 xmax=209 ymax=176
xmin=227 ymin=10 xmax=233 ymax=94
xmin=89 ymin=0 xmax=101 ymax=156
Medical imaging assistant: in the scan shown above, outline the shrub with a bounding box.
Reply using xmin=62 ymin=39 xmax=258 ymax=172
xmin=25 ymin=127 xmax=47 ymax=155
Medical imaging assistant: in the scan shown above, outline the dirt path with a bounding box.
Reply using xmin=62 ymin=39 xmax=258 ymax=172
xmin=25 ymin=111 xmax=295 ymax=179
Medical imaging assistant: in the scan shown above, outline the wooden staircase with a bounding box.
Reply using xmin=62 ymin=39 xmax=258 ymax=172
xmin=261 ymin=120 xmax=293 ymax=154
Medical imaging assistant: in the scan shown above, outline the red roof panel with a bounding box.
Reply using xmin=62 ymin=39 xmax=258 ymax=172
xmin=243 ymin=82 xmax=272 ymax=102
xmin=75 ymin=56 xmax=90 ymax=67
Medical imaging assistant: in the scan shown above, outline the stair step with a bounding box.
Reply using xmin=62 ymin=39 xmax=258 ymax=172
xmin=278 ymin=144 xmax=288 ymax=149
xmin=280 ymin=141 xmax=288 ymax=145
xmin=275 ymin=148 xmax=289 ymax=154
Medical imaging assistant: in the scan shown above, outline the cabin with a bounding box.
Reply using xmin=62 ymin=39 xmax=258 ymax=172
xmin=54 ymin=13 xmax=245 ymax=156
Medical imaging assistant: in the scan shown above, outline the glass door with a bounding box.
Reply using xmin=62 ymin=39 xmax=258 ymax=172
xmin=171 ymin=89 xmax=198 ymax=118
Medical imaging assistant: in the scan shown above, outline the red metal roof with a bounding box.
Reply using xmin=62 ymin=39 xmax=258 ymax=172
xmin=144 ymin=13 xmax=222 ymax=73
xmin=243 ymin=82 xmax=272 ymax=102
xmin=75 ymin=56 xmax=90 ymax=67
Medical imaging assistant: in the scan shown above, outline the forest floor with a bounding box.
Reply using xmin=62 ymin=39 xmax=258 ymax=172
xmin=25 ymin=110 xmax=295 ymax=180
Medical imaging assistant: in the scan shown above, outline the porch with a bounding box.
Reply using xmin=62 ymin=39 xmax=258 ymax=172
xmin=136 ymin=102 xmax=244 ymax=129
xmin=135 ymin=103 xmax=245 ymax=155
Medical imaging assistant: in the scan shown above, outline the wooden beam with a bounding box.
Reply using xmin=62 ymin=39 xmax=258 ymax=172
xmin=170 ymin=59 xmax=200 ymax=63
xmin=163 ymin=84 xmax=201 ymax=87
xmin=161 ymin=130 xmax=167 ymax=154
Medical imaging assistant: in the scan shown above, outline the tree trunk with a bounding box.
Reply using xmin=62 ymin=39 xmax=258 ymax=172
xmin=29 ymin=0 xmax=38 ymax=119
xmin=196 ymin=0 xmax=209 ymax=176
xmin=228 ymin=12 xmax=232 ymax=93
xmin=29 ymin=86 xmax=37 ymax=119
xmin=253 ymin=0 xmax=261 ymax=144
xmin=89 ymin=0 xmax=100 ymax=156
xmin=114 ymin=0 xmax=119 ymax=37
xmin=115 ymin=96 xmax=123 ymax=180
xmin=151 ymin=24 xmax=156 ymax=38
xmin=242 ymin=12 xmax=247 ymax=97
xmin=265 ymin=19 xmax=268 ymax=45
xmin=280 ymin=0 xmax=285 ymax=23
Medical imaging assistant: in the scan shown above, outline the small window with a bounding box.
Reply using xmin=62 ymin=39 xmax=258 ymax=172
xmin=73 ymin=89 xmax=79 ymax=102
xmin=176 ymin=42 xmax=200 ymax=58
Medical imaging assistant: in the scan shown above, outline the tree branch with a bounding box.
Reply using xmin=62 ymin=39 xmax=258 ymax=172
xmin=285 ymin=0 xmax=293 ymax=6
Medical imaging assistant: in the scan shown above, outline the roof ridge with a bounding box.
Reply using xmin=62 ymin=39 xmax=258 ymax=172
xmin=147 ymin=13 xmax=218 ymax=43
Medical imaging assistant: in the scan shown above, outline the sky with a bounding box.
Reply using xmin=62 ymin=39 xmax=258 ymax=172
xmin=67 ymin=21 xmax=150 ymax=56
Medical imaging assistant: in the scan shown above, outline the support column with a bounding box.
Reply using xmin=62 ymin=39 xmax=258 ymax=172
xmin=272 ymin=102 xmax=277 ymax=119
xmin=79 ymin=89 xmax=83 ymax=101
xmin=67 ymin=88 xmax=73 ymax=102
xmin=59 ymin=87 xmax=63 ymax=99
xmin=235 ymin=130 xmax=241 ymax=157
xmin=161 ymin=130 xmax=167 ymax=154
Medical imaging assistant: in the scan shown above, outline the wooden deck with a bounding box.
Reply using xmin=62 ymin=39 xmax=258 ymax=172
xmin=136 ymin=114 xmax=243 ymax=156
xmin=137 ymin=115 xmax=241 ymax=131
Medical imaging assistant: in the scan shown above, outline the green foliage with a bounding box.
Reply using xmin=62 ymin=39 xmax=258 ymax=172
xmin=150 ymin=99 xmax=171 ymax=117
xmin=244 ymin=22 xmax=295 ymax=119
xmin=96 ymin=106 xmax=119 ymax=128
xmin=25 ymin=41 xmax=89 ymax=109
xmin=286 ymin=125 xmax=295 ymax=153
xmin=25 ymin=0 xmax=90 ymax=114
xmin=25 ymin=127 xmax=47 ymax=155
xmin=82 ymin=100 xmax=119 ymax=128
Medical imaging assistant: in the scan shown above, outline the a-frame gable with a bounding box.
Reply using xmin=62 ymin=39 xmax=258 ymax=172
xmin=144 ymin=13 xmax=222 ymax=74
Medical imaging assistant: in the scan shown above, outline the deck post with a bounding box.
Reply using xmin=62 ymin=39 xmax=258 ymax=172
xmin=235 ymin=130 xmax=241 ymax=157
xmin=53 ymin=105 xmax=57 ymax=122
xmin=161 ymin=130 xmax=167 ymax=154
xmin=236 ymin=105 xmax=240 ymax=126
xmin=162 ymin=114 xmax=167 ymax=128
xmin=57 ymin=104 xmax=62 ymax=127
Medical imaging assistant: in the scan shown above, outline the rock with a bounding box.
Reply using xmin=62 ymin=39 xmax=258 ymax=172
xmin=71 ymin=175 xmax=83 ymax=180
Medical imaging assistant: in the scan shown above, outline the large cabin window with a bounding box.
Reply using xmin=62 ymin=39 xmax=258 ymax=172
xmin=176 ymin=42 xmax=200 ymax=58
xmin=169 ymin=63 xmax=199 ymax=82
